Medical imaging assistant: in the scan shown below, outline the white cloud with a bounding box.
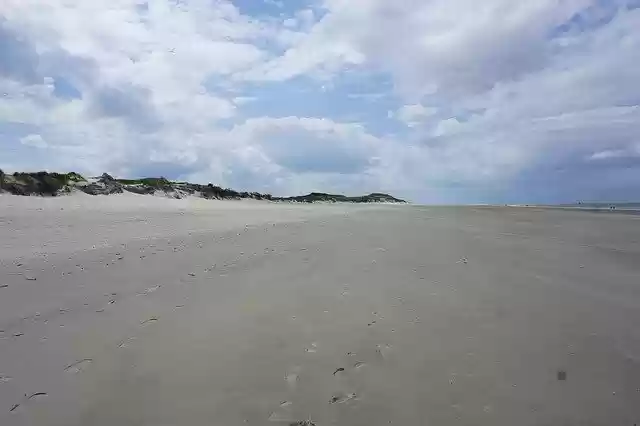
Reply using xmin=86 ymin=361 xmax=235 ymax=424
xmin=347 ymin=93 xmax=386 ymax=101
xmin=0 ymin=0 xmax=270 ymax=173
xmin=229 ymin=117 xmax=382 ymax=174
xmin=247 ymin=0 xmax=589 ymax=92
xmin=177 ymin=116 xmax=397 ymax=196
xmin=264 ymin=0 xmax=284 ymax=9
xmin=283 ymin=18 xmax=297 ymax=29
xmin=394 ymin=104 xmax=438 ymax=127
xmin=589 ymin=150 xmax=627 ymax=161
xmin=589 ymin=144 xmax=640 ymax=161
xmin=233 ymin=96 xmax=258 ymax=105
xmin=20 ymin=134 xmax=47 ymax=149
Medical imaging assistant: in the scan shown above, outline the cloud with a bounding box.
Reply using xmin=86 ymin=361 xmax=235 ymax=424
xmin=0 ymin=19 xmax=40 ymax=84
xmin=588 ymin=144 xmax=640 ymax=161
xmin=89 ymin=84 xmax=160 ymax=131
xmin=589 ymin=150 xmax=627 ymax=161
xmin=247 ymin=0 xmax=589 ymax=92
xmin=394 ymin=104 xmax=438 ymax=127
xmin=1 ymin=0 xmax=640 ymax=203
xmin=264 ymin=0 xmax=284 ymax=9
xmin=20 ymin=134 xmax=47 ymax=149
xmin=230 ymin=117 xmax=380 ymax=174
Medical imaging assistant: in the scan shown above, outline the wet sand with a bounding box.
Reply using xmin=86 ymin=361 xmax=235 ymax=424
xmin=1 ymin=197 xmax=640 ymax=425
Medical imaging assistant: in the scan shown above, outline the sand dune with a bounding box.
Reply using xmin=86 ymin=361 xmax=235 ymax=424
xmin=1 ymin=196 xmax=639 ymax=425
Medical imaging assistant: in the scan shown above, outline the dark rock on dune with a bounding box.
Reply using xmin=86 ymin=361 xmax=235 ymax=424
xmin=122 ymin=185 xmax=156 ymax=195
xmin=82 ymin=173 xmax=124 ymax=195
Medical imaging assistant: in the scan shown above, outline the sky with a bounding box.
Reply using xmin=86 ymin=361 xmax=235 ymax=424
xmin=1 ymin=0 xmax=639 ymax=204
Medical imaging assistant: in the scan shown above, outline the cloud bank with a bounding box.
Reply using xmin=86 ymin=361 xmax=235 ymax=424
xmin=1 ymin=0 xmax=639 ymax=203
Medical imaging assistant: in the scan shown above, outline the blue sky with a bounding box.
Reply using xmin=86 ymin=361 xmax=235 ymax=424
xmin=1 ymin=0 xmax=640 ymax=203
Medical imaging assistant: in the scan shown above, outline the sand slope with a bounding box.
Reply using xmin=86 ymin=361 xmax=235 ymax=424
xmin=1 ymin=197 xmax=640 ymax=425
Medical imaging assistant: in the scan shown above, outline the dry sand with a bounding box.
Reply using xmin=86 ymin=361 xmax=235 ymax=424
xmin=1 ymin=195 xmax=640 ymax=425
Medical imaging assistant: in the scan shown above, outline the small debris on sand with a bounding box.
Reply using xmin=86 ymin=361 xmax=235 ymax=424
xmin=290 ymin=421 xmax=316 ymax=426
xmin=285 ymin=370 xmax=299 ymax=389
xmin=333 ymin=367 xmax=345 ymax=375
xmin=268 ymin=401 xmax=293 ymax=422
xmin=329 ymin=392 xmax=356 ymax=404
xmin=140 ymin=317 xmax=159 ymax=325
xmin=64 ymin=359 xmax=93 ymax=374
xmin=557 ymin=370 xmax=567 ymax=381
xmin=28 ymin=392 xmax=48 ymax=400
xmin=139 ymin=285 xmax=160 ymax=295
xmin=304 ymin=342 xmax=318 ymax=353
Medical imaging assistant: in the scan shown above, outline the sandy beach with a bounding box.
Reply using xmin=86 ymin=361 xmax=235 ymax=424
xmin=1 ymin=194 xmax=639 ymax=426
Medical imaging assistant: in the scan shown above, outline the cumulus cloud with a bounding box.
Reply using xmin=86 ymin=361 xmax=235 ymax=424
xmin=20 ymin=134 xmax=47 ymax=149
xmin=394 ymin=104 xmax=438 ymax=127
xmin=232 ymin=117 xmax=380 ymax=173
xmin=1 ymin=0 xmax=639 ymax=202
xmin=0 ymin=19 xmax=40 ymax=83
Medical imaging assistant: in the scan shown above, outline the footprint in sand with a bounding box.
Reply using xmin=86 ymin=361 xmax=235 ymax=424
xmin=64 ymin=358 xmax=92 ymax=374
xmin=304 ymin=342 xmax=318 ymax=354
xmin=118 ymin=336 xmax=137 ymax=348
xmin=268 ymin=401 xmax=294 ymax=422
xmin=285 ymin=367 xmax=301 ymax=390
xmin=9 ymin=392 xmax=48 ymax=413
xmin=353 ymin=361 xmax=366 ymax=370
xmin=140 ymin=317 xmax=158 ymax=326
xmin=290 ymin=419 xmax=316 ymax=426
xmin=376 ymin=344 xmax=393 ymax=360
xmin=138 ymin=285 xmax=160 ymax=296
xmin=96 ymin=300 xmax=116 ymax=313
